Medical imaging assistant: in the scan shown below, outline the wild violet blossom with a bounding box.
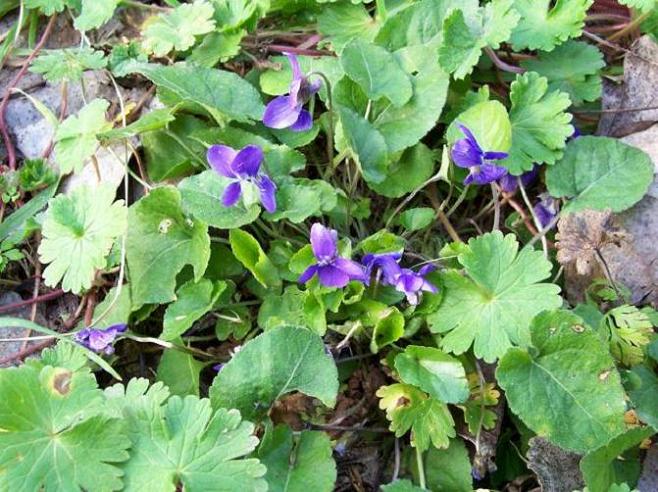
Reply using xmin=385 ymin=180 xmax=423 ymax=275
xmin=534 ymin=193 xmax=559 ymax=229
xmin=263 ymin=53 xmax=321 ymax=132
xmin=207 ymin=144 xmax=277 ymax=213
xmin=299 ymin=223 xmax=367 ymax=288
xmin=362 ymin=252 xmax=438 ymax=305
xmin=74 ymin=323 xmax=127 ymax=355
xmin=451 ymin=125 xmax=508 ymax=185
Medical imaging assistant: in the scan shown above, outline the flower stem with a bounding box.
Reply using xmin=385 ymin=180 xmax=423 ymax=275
xmin=308 ymin=71 xmax=335 ymax=170
xmin=415 ymin=446 xmax=426 ymax=489
xmin=517 ymin=177 xmax=548 ymax=258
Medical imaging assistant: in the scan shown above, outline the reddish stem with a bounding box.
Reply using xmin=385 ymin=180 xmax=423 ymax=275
xmin=0 ymin=289 xmax=64 ymax=314
xmin=0 ymin=15 xmax=57 ymax=170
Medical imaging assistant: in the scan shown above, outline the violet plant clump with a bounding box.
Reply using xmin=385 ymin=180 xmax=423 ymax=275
xmin=3 ymin=2 xmax=658 ymax=492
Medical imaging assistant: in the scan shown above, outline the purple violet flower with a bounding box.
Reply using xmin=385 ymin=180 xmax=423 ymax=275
xmin=451 ymin=124 xmax=509 ymax=185
xmin=534 ymin=193 xmax=559 ymax=229
xmin=362 ymin=252 xmax=402 ymax=285
xmin=392 ymin=265 xmax=438 ymax=305
xmin=299 ymin=223 xmax=367 ymax=288
xmin=498 ymin=165 xmax=539 ymax=194
xmin=74 ymin=323 xmax=127 ymax=355
xmin=362 ymin=253 xmax=437 ymax=305
xmin=263 ymin=53 xmax=321 ymax=132
xmin=207 ymin=144 xmax=277 ymax=213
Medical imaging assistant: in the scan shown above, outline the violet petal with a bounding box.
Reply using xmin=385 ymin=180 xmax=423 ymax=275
xmin=289 ymin=109 xmax=313 ymax=132
xmin=232 ymin=145 xmax=263 ymax=177
xmin=310 ymin=223 xmax=337 ymax=261
xmin=263 ymin=95 xmax=303 ymax=129
xmin=222 ymin=181 xmax=242 ymax=207
xmin=317 ymin=264 xmax=351 ymax=288
xmin=257 ymin=174 xmax=277 ymax=213
xmin=207 ymin=145 xmax=238 ymax=178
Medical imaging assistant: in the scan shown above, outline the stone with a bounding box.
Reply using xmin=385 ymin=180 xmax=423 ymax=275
xmin=598 ymin=36 xmax=658 ymax=137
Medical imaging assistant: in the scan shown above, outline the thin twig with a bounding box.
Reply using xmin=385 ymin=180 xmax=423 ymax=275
xmin=428 ymin=183 xmax=462 ymax=243
xmin=484 ymin=47 xmax=525 ymax=74
xmin=0 ymin=15 xmax=57 ymax=170
xmin=0 ymin=289 xmax=64 ymax=314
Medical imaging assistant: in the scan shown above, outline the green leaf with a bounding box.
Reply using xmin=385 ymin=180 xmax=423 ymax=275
xmin=446 ymin=100 xmax=512 ymax=152
xmin=162 ymin=279 xmax=226 ymax=341
xmin=546 ymin=136 xmax=654 ymax=213
xmin=580 ymin=427 xmax=654 ymax=492
xmin=370 ymin=305 xmax=405 ymax=353
xmin=129 ymin=63 xmax=264 ymax=123
xmin=189 ymin=29 xmax=246 ymax=66
xmin=156 ymin=345 xmax=206 ymax=396
xmin=142 ymin=0 xmax=216 ymax=56
xmin=602 ymin=305 xmax=654 ymax=366
xmin=317 ymin=3 xmax=379 ymax=53
xmin=337 ymin=105 xmax=389 ymax=184
xmin=510 ymin=0 xmax=594 ymax=51
xmin=210 ymin=326 xmax=339 ymax=421
xmin=258 ymin=426 xmax=336 ymax=492
xmin=0 ymin=183 xmax=56 ymax=243
xmin=520 ymin=41 xmax=605 ymax=106
xmin=265 ymin=177 xmax=337 ymax=223
xmin=341 ymin=39 xmax=412 ymax=107
xmin=381 ymin=480 xmax=425 ymax=491
xmin=369 ymin=143 xmax=435 ymax=198
xmin=38 ymin=185 xmax=127 ymax=294
xmin=375 ymin=0 xmax=471 ymax=51
xmin=24 ymin=0 xmax=74 ymax=15
xmin=422 ymin=439 xmax=473 ymax=492
xmin=395 ymin=346 xmax=469 ymax=404
xmin=501 ymin=71 xmax=573 ymax=174
xmin=428 ymin=231 xmax=562 ymax=362
xmin=30 ymin=48 xmax=107 ymax=82
xmin=259 ymin=55 xmax=344 ymax=101
xmin=399 ymin=207 xmax=435 ymax=231
xmin=377 ymin=383 xmax=455 ymax=451
xmin=439 ymin=0 xmax=519 ymax=79
xmin=258 ymin=285 xmax=326 ymax=335
xmin=88 ymin=285 xmax=133 ymax=330
xmin=618 ymin=0 xmax=656 ymax=13
xmin=0 ymin=363 xmax=130 ymax=492
xmin=75 ymin=0 xmax=120 ymax=31
xmin=371 ymin=58 xmax=449 ymax=153
xmin=229 ymin=229 xmax=280 ymax=289
xmin=54 ymin=98 xmax=112 ymax=174
xmin=627 ymin=365 xmax=658 ymax=429
xmin=127 ymin=186 xmax=210 ymax=306
xmin=497 ymin=309 xmax=627 ymax=453
xmin=118 ymin=395 xmax=266 ymax=491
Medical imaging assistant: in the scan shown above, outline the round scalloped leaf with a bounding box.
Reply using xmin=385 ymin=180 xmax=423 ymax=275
xmin=428 ymin=231 xmax=562 ymax=362
xmin=38 ymin=184 xmax=127 ymax=294
xmin=0 ymin=363 xmax=130 ymax=492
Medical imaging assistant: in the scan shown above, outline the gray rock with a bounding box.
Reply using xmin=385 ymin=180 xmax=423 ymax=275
xmin=638 ymin=444 xmax=658 ymax=492
xmin=0 ymin=291 xmax=46 ymax=367
xmin=598 ymin=36 xmax=658 ymax=137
